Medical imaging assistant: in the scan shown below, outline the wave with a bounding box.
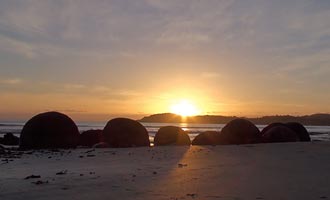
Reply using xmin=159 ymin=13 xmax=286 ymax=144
xmin=0 ymin=123 xmax=24 ymax=127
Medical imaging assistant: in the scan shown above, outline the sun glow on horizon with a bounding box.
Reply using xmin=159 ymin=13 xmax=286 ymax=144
xmin=170 ymin=100 xmax=200 ymax=117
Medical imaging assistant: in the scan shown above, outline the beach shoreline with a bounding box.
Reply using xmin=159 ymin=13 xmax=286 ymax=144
xmin=1 ymin=121 xmax=330 ymax=142
xmin=1 ymin=142 xmax=330 ymax=200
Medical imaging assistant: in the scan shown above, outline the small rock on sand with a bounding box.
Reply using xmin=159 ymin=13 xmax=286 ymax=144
xmin=24 ymin=175 xmax=41 ymax=180
xmin=178 ymin=163 xmax=188 ymax=168
xmin=56 ymin=170 xmax=68 ymax=175
xmin=186 ymin=193 xmax=198 ymax=198
xmin=32 ymin=180 xmax=48 ymax=185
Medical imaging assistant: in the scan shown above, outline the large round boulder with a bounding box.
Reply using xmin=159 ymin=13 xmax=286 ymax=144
xmin=260 ymin=122 xmax=286 ymax=135
xmin=79 ymin=129 xmax=103 ymax=147
xmin=286 ymin=122 xmax=311 ymax=142
xmin=20 ymin=112 xmax=79 ymax=149
xmin=262 ymin=125 xmax=299 ymax=143
xmin=154 ymin=126 xmax=191 ymax=146
xmin=103 ymin=118 xmax=150 ymax=148
xmin=2 ymin=133 xmax=19 ymax=145
xmin=192 ymin=131 xmax=221 ymax=145
xmin=220 ymin=119 xmax=261 ymax=145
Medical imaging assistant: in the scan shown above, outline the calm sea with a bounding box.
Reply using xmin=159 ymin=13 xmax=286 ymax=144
xmin=1 ymin=122 xmax=330 ymax=142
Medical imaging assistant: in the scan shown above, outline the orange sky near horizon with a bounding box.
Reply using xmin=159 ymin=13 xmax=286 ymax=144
xmin=0 ymin=83 xmax=328 ymax=122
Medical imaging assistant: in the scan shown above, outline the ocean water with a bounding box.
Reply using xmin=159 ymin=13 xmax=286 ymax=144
xmin=1 ymin=121 xmax=330 ymax=142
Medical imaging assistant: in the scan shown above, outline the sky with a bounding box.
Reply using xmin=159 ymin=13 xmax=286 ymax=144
xmin=0 ymin=0 xmax=330 ymax=121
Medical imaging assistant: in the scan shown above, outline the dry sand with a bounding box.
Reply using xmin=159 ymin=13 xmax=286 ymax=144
xmin=1 ymin=142 xmax=330 ymax=200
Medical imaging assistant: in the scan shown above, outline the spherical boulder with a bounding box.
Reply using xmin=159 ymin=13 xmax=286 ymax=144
xmin=79 ymin=129 xmax=103 ymax=147
xmin=192 ymin=131 xmax=221 ymax=145
xmin=2 ymin=133 xmax=19 ymax=145
xmin=260 ymin=122 xmax=286 ymax=135
xmin=20 ymin=112 xmax=79 ymax=149
xmin=286 ymin=122 xmax=311 ymax=142
xmin=154 ymin=126 xmax=191 ymax=146
xmin=220 ymin=119 xmax=261 ymax=145
xmin=262 ymin=125 xmax=299 ymax=143
xmin=103 ymin=118 xmax=150 ymax=148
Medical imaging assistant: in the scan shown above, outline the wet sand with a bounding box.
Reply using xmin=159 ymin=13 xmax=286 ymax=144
xmin=1 ymin=142 xmax=330 ymax=200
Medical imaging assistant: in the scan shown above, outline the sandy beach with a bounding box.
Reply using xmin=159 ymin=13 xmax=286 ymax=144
xmin=1 ymin=142 xmax=330 ymax=200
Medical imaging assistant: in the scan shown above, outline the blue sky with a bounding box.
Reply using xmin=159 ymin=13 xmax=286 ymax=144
xmin=0 ymin=0 xmax=330 ymax=120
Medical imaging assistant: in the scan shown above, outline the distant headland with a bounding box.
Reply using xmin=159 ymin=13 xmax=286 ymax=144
xmin=139 ymin=113 xmax=330 ymax=126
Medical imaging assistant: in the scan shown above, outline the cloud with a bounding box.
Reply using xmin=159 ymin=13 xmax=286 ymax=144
xmin=201 ymin=72 xmax=220 ymax=79
xmin=0 ymin=78 xmax=23 ymax=85
xmin=64 ymin=84 xmax=86 ymax=90
xmin=0 ymin=35 xmax=37 ymax=58
xmin=156 ymin=32 xmax=210 ymax=50
xmin=61 ymin=83 xmax=143 ymax=100
xmin=46 ymin=109 xmax=87 ymax=114
xmin=0 ymin=0 xmax=330 ymax=116
xmin=1 ymin=0 xmax=328 ymax=61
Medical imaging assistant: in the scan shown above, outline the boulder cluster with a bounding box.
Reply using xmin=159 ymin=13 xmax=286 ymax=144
xmin=15 ymin=112 xmax=310 ymax=149
xmin=18 ymin=112 xmax=150 ymax=149
xmin=261 ymin=122 xmax=310 ymax=143
xmin=190 ymin=119 xmax=310 ymax=145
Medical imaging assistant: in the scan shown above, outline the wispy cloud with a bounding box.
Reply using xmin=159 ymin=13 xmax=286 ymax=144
xmin=63 ymin=84 xmax=86 ymax=90
xmin=201 ymin=72 xmax=220 ymax=79
xmin=0 ymin=35 xmax=37 ymax=58
xmin=0 ymin=0 xmax=330 ymax=116
xmin=0 ymin=78 xmax=23 ymax=85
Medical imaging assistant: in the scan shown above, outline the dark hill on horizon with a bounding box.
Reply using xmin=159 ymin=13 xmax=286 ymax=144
xmin=139 ymin=113 xmax=330 ymax=126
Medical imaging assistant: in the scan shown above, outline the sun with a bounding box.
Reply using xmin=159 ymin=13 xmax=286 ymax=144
xmin=170 ymin=100 xmax=199 ymax=117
